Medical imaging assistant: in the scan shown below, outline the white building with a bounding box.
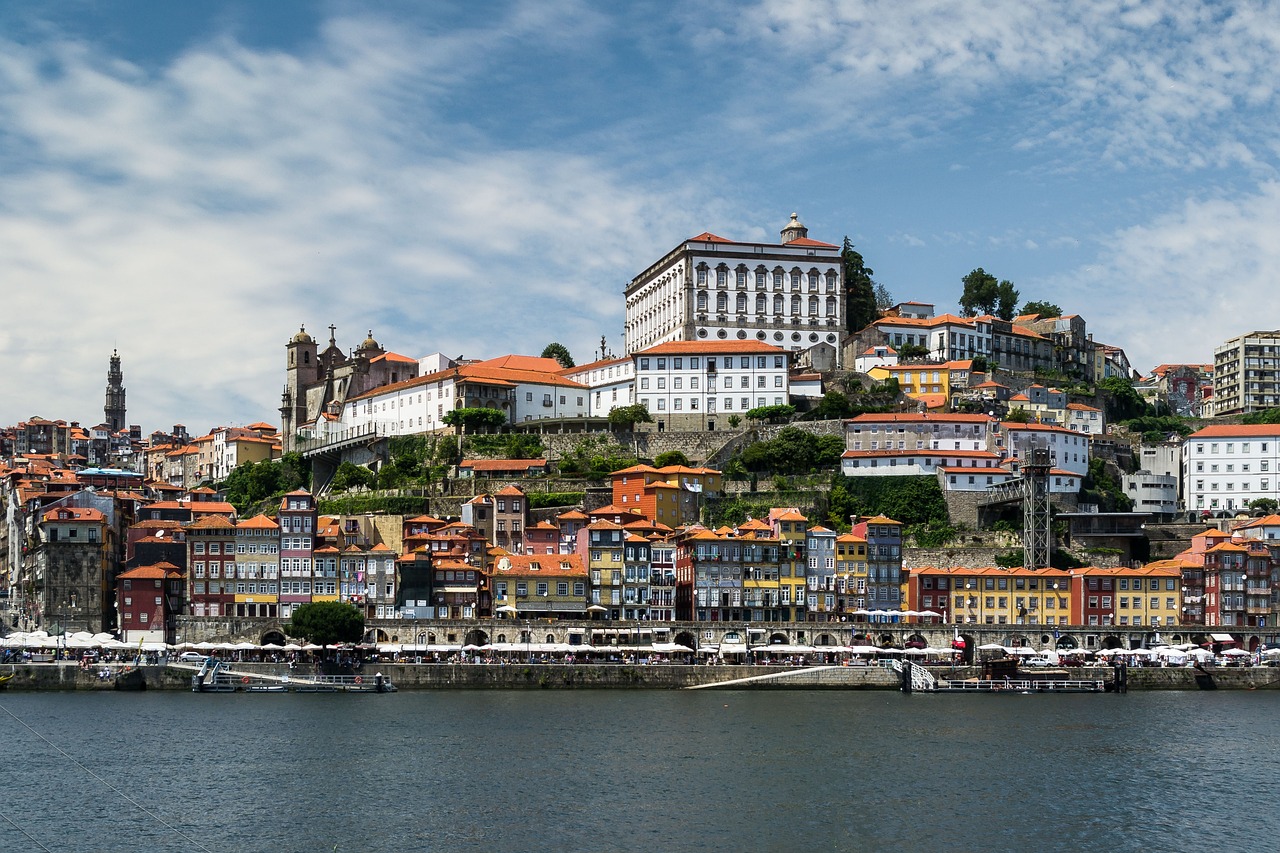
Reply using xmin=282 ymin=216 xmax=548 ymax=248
xmin=336 ymin=354 xmax=589 ymax=438
xmin=623 ymin=213 xmax=844 ymax=361
xmin=560 ymin=357 xmax=635 ymax=417
xmin=632 ymin=340 xmax=790 ymax=430
xmin=1212 ymin=330 xmax=1280 ymax=416
xmin=998 ymin=422 xmax=1090 ymax=477
xmin=1182 ymin=424 xmax=1280 ymax=514
xmin=871 ymin=313 xmax=993 ymax=362
xmin=1122 ymin=470 xmax=1178 ymax=518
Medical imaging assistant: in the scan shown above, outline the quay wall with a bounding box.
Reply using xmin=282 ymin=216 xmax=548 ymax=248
xmin=5 ymin=662 xmax=1280 ymax=691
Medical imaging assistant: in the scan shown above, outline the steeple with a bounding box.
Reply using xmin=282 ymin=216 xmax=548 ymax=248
xmin=104 ymin=349 xmax=127 ymax=432
xmin=780 ymin=211 xmax=808 ymax=244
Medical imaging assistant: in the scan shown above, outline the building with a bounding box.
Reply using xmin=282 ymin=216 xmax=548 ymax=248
xmin=277 ymin=489 xmax=318 ymax=618
xmin=280 ymin=326 xmax=421 ymax=451
xmin=1181 ymin=424 xmax=1280 ymax=515
xmin=631 ymin=340 xmax=791 ymax=430
xmin=610 ymin=464 xmax=721 ymax=526
xmin=623 ymin=213 xmax=844 ymax=361
xmin=560 ymin=356 xmax=636 ymax=417
xmin=185 ymin=514 xmax=238 ymax=618
xmin=116 ymin=563 xmax=184 ymax=644
xmin=489 ymin=552 xmax=588 ymax=620
xmin=104 ymin=349 xmax=127 ymax=433
xmin=1122 ymin=471 xmax=1179 ymax=520
xmin=855 ymin=515 xmax=903 ymax=617
xmin=232 ymin=514 xmax=280 ymax=618
xmin=1212 ymin=330 xmax=1280 ymax=417
xmin=35 ymin=505 xmax=111 ymax=633
xmin=865 ymin=359 xmax=975 ymax=411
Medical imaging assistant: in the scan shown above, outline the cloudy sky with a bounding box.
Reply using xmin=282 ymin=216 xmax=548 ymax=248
xmin=2 ymin=0 xmax=1277 ymax=434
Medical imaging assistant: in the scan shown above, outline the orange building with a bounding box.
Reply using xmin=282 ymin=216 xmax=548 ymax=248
xmin=610 ymin=464 xmax=721 ymax=525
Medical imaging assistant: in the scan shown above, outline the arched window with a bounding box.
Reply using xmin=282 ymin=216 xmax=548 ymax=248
xmin=736 ymin=292 xmax=747 ymax=313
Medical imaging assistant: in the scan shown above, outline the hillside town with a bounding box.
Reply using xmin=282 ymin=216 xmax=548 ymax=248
xmin=4 ymin=214 xmax=1280 ymax=655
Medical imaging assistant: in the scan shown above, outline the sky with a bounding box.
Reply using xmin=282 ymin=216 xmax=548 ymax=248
xmin=2 ymin=0 xmax=1278 ymax=435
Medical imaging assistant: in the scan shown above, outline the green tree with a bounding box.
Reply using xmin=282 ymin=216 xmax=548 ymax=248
xmin=443 ymin=407 xmax=508 ymax=433
xmin=219 ymin=452 xmax=309 ymax=515
xmin=803 ymin=391 xmax=855 ymax=421
xmin=330 ymin=461 xmax=376 ymax=492
xmin=1004 ymin=407 xmax=1031 ymax=423
xmin=959 ymin=268 xmax=1019 ymax=320
xmin=897 ymin=343 xmax=930 ymax=361
xmin=744 ymin=404 xmax=796 ymax=423
xmin=1248 ymin=498 xmax=1279 ymax=515
xmin=842 ymin=237 xmax=879 ymax=332
xmin=284 ymin=601 xmax=365 ymax=646
xmin=1098 ymin=376 xmax=1147 ymax=422
xmin=540 ymin=342 xmax=575 ymax=369
xmin=653 ymin=450 xmax=690 ymax=468
xmin=1242 ymin=408 xmax=1280 ymax=425
xmin=1021 ymin=300 xmax=1062 ymax=318
xmin=608 ymin=404 xmax=653 ymax=431
xmin=874 ymin=282 xmax=894 ymax=311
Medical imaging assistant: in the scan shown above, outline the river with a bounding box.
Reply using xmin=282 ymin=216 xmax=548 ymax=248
xmin=1 ymin=690 xmax=1276 ymax=852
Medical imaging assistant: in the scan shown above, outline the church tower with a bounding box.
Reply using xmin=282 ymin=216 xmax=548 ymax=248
xmin=104 ymin=349 xmax=127 ymax=432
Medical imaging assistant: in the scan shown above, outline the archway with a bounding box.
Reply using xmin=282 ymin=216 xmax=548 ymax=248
xmin=674 ymin=630 xmax=697 ymax=650
xmin=814 ymin=633 xmax=836 ymax=647
xmin=545 ymin=633 xmax=556 ymax=644
xmin=905 ymin=632 xmax=926 ymax=648
xmin=957 ymin=633 xmax=977 ymax=665
xmin=260 ymin=630 xmax=287 ymax=646
xmin=878 ymin=633 xmax=895 ymax=647
xmin=769 ymin=632 xmax=790 ymax=645
xmin=463 ymin=628 xmax=489 ymax=647
xmin=1054 ymin=635 xmax=1080 ymax=651
xmin=1249 ymin=636 xmax=1262 ymax=652
xmin=1101 ymin=635 xmax=1124 ymax=650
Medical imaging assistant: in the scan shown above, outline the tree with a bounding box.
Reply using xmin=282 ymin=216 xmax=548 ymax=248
xmin=219 ymin=452 xmax=310 ymax=515
xmin=330 ymin=461 xmax=376 ymax=492
xmin=897 ymin=344 xmax=930 ymax=361
xmin=608 ymin=404 xmax=652 ymax=431
xmin=803 ymin=391 xmax=855 ymax=421
xmin=1021 ymin=300 xmax=1062 ymax=318
xmin=284 ymin=601 xmax=365 ymax=646
xmin=744 ymin=404 xmax=795 ymax=423
xmin=1004 ymin=407 xmax=1031 ymax=423
xmin=540 ymin=342 xmax=575 ymax=369
xmin=1099 ymin=376 xmax=1147 ymax=422
xmin=1248 ymin=498 xmax=1279 ymax=515
xmin=653 ymin=450 xmax=690 ymax=468
xmin=873 ymin=282 xmax=894 ymax=311
xmin=443 ymin=407 xmax=508 ymax=433
xmin=842 ymin=237 xmax=878 ymax=332
xmin=959 ymin=268 xmax=1019 ymax=320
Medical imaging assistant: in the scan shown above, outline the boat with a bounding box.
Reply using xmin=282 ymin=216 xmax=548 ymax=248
xmin=191 ymin=658 xmax=396 ymax=693
xmin=900 ymin=657 xmax=1109 ymax=694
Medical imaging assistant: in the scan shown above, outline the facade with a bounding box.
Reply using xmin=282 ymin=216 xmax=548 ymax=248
xmin=560 ymin=357 xmax=635 ymax=417
xmin=490 ymin=553 xmax=588 ymax=620
xmin=116 ymin=563 xmax=184 ymax=643
xmin=104 ymin=349 xmax=127 ymax=433
xmin=1181 ymin=424 xmax=1280 ymax=514
xmin=855 ymin=515 xmax=903 ymax=617
xmin=1212 ymin=330 xmax=1280 ymax=417
xmin=623 ymin=213 xmax=844 ymax=361
xmin=35 ymin=506 xmax=111 ymax=633
xmin=232 ymin=514 xmax=280 ymax=618
xmin=998 ymin=422 xmax=1091 ymax=477
xmin=632 ymin=340 xmax=791 ymax=429
xmin=277 ymin=490 xmax=317 ymax=618
xmin=185 ymin=514 xmax=237 ymax=618
xmin=610 ymin=464 xmax=721 ymax=526
xmin=1122 ymin=471 xmax=1179 ymax=520
xmin=865 ymin=360 xmax=975 ymax=411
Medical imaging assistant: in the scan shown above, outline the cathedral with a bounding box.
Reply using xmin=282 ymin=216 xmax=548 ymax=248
xmin=278 ymin=326 xmax=419 ymax=451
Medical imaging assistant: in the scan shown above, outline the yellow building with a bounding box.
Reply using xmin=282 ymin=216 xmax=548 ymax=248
xmin=866 ymin=360 xmax=973 ymax=411
xmin=834 ymin=531 xmax=868 ymax=613
xmin=769 ymin=508 xmax=809 ymax=620
xmin=233 ymin=514 xmax=280 ymax=618
xmin=910 ymin=566 xmax=1074 ymax=626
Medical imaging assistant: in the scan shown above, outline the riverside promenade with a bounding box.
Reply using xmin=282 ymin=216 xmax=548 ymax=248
xmin=6 ymin=661 xmax=1280 ymax=691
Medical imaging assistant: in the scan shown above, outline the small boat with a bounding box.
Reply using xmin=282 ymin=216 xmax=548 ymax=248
xmin=901 ymin=658 xmax=1107 ymax=694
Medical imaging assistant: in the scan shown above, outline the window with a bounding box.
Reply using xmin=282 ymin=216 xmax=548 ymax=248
xmin=536 ymin=582 xmax=549 ymax=596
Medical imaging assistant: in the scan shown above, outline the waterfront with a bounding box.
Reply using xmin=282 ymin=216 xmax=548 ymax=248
xmin=3 ymin=691 xmax=1280 ymax=852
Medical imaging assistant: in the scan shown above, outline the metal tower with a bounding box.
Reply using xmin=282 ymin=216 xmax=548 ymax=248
xmin=1022 ymin=446 xmax=1053 ymax=569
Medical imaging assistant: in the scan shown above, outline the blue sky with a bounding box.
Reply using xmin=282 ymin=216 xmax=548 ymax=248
xmin=2 ymin=0 xmax=1278 ymax=433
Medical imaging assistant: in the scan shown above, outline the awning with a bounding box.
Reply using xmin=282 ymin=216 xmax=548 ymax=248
xmin=1210 ymin=633 xmax=1237 ymax=643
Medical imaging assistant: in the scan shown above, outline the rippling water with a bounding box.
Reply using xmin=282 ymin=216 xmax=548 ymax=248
xmin=2 ymin=690 xmax=1277 ymax=852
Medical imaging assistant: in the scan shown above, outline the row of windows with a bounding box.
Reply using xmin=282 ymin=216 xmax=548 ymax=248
xmin=695 ymin=265 xmax=837 ymax=292
xmin=1194 ymin=442 xmax=1272 ymax=454
xmin=695 ymin=291 xmax=837 ymax=316
xmin=639 ymin=355 xmax=785 ymax=371
xmin=640 ymin=375 xmax=783 ymax=390
xmin=639 ymin=396 xmax=783 ymax=411
xmin=1195 ymin=461 xmax=1270 ymax=473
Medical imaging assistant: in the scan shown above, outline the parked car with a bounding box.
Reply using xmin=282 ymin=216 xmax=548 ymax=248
xmin=177 ymin=652 xmax=208 ymax=663
xmin=1023 ymin=656 xmax=1055 ymax=667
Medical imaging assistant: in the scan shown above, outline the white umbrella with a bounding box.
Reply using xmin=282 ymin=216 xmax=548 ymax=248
xmin=1222 ymin=648 xmax=1251 ymax=658
xmin=496 ymin=605 xmax=519 ymax=615
xmin=902 ymin=647 xmax=928 ymax=656
xmin=232 ymin=641 xmax=258 ymax=651
xmin=1010 ymin=647 xmax=1038 ymax=655
xmin=282 ymin=643 xmax=303 ymax=651
xmin=261 ymin=643 xmax=285 ymax=651
xmin=977 ymin=642 xmax=1007 ymax=651
xmin=846 ymin=645 xmax=882 ymax=655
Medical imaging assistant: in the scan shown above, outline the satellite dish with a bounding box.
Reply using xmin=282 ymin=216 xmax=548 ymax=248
xmin=497 ymin=557 xmax=511 ymax=571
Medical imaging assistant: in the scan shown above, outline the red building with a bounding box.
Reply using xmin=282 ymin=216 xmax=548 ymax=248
xmin=117 ymin=563 xmax=185 ymax=643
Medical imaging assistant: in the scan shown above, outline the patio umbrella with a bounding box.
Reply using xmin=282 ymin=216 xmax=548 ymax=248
xmin=1222 ymin=648 xmax=1251 ymax=658
xmin=977 ymin=643 xmax=1007 ymax=651
xmin=496 ymin=605 xmax=519 ymax=615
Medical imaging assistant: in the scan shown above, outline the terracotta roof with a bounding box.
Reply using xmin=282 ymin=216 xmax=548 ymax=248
xmin=785 ymin=236 xmax=839 ymax=248
xmin=687 ymin=231 xmax=733 ymax=243
xmin=634 ymin=340 xmax=788 ymax=356
xmin=1188 ymin=424 xmax=1280 ymax=438
xmin=459 ymin=459 xmax=548 ymax=472
xmin=237 ymin=515 xmax=279 ymax=530
xmin=118 ymin=563 xmax=183 ymax=579
xmin=492 ymin=553 xmax=587 ymax=578
xmin=849 ymin=413 xmax=992 ymax=424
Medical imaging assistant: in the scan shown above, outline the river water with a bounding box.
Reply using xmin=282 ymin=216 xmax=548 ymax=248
xmin=1 ymin=689 xmax=1277 ymax=852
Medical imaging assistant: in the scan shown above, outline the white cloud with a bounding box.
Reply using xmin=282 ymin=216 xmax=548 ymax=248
xmin=1049 ymin=181 xmax=1280 ymax=370
xmin=0 ymin=10 xmax=708 ymax=433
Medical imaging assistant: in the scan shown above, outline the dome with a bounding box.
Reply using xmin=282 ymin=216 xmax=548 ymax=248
xmin=360 ymin=330 xmax=381 ymax=351
xmin=291 ymin=325 xmax=314 ymax=344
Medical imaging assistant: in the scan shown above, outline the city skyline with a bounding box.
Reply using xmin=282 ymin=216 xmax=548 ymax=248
xmin=2 ymin=1 xmax=1277 ymax=432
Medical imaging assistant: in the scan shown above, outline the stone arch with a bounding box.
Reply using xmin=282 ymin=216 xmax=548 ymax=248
xmin=769 ymin=632 xmax=790 ymax=645
xmin=674 ymin=630 xmax=697 ymax=650
xmin=1008 ymin=635 xmax=1032 ymax=648
xmin=463 ymin=628 xmax=488 ymax=647
xmin=496 ymin=633 xmax=507 ymax=643
xmin=1248 ymin=635 xmax=1262 ymax=652
xmin=1054 ymin=635 xmax=1080 ymax=650
xmin=545 ymin=633 xmax=556 ymax=644
xmin=259 ymin=629 xmax=287 ymax=646
xmin=1101 ymin=635 xmax=1124 ymax=650
xmin=373 ymin=628 xmax=390 ymax=643
xmin=958 ymin=633 xmax=977 ymax=664
xmin=814 ymin=632 xmax=837 ymax=647
xmin=905 ymin=632 xmax=926 ymax=648
xmin=878 ymin=633 xmax=895 ymax=647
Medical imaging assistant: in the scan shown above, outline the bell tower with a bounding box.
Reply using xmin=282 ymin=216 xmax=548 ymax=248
xmin=104 ymin=349 xmax=127 ymax=432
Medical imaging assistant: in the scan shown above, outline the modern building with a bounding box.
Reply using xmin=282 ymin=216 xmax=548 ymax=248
xmin=1212 ymin=330 xmax=1280 ymax=417
xmin=623 ymin=213 xmax=844 ymax=361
